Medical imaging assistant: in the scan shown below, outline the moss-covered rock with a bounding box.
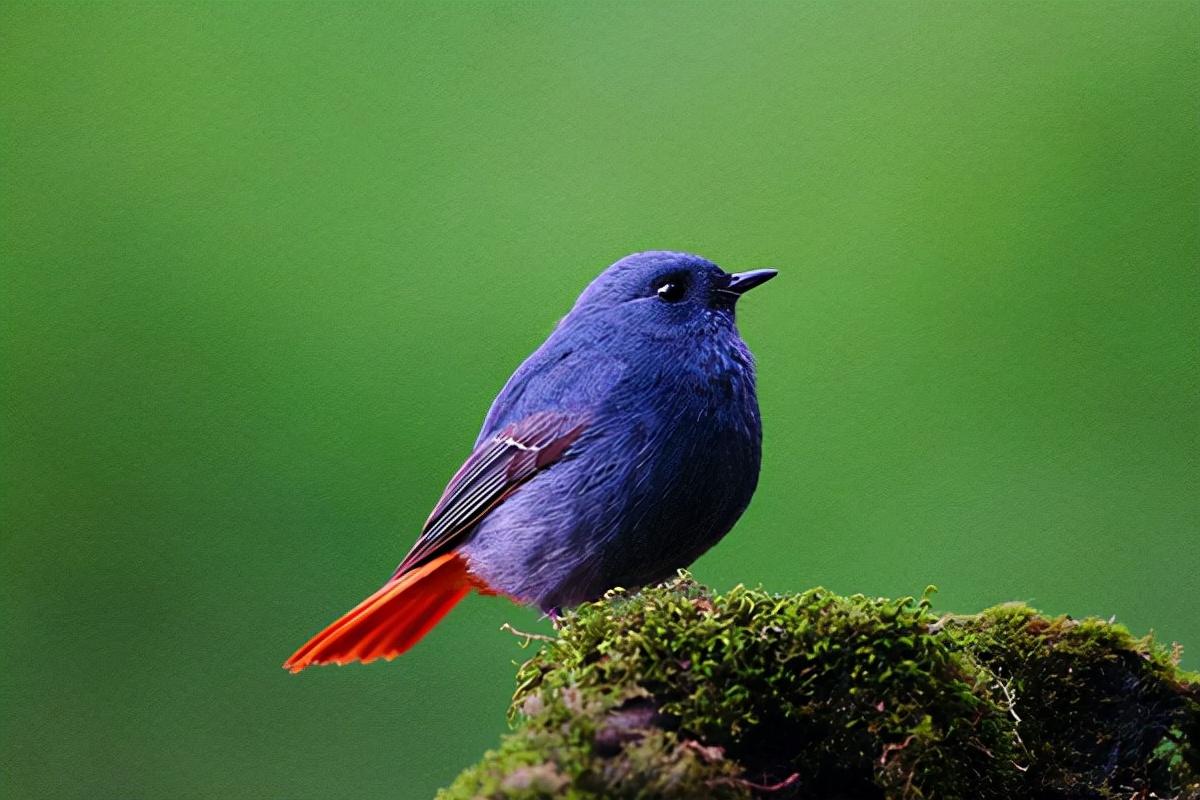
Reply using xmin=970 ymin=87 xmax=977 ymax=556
xmin=439 ymin=575 xmax=1199 ymax=800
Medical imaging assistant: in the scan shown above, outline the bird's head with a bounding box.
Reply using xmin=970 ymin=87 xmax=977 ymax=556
xmin=568 ymin=251 xmax=776 ymax=340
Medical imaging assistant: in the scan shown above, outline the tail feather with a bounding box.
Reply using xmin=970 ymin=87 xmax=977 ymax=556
xmin=284 ymin=552 xmax=471 ymax=672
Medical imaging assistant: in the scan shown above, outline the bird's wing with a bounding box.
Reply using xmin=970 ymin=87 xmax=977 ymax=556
xmin=392 ymin=409 xmax=588 ymax=579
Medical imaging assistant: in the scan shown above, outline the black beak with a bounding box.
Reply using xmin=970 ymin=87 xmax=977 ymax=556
xmin=724 ymin=269 xmax=778 ymax=296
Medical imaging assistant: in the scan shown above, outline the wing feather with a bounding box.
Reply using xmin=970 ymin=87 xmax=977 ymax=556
xmin=392 ymin=410 xmax=587 ymax=578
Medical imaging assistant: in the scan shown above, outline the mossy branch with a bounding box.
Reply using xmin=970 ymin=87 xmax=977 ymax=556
xmin=441 ymin=574 xmax=1199 ymax=800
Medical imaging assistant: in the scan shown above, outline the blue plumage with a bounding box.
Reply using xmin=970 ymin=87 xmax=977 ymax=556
xmin=286 ymin=251 xmax=776 ymax=670
xmin=454 ymin=251 xmax=776 ymax=610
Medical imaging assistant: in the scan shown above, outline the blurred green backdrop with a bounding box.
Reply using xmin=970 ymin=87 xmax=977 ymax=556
xmin=2 ymin=2 xmax=1197 ymax=798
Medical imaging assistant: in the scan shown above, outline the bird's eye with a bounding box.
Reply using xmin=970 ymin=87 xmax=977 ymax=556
xmin=655 ymin=279 xmax=686 ymax=303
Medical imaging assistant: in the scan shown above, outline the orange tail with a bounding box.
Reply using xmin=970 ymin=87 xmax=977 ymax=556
xmin=284 ymin=552 xmax=472 ymax=673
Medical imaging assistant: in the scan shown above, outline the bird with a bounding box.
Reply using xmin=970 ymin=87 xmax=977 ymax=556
xmin=284 ymin=251 xmax=776 ymax=672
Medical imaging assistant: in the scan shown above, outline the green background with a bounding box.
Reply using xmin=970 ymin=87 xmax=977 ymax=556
xmin=3 ymin=2 xmax=1197 ymax=798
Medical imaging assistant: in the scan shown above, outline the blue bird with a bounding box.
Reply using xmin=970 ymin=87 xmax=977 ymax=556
xmin=286 ymin=251 xmax=776 ymax=671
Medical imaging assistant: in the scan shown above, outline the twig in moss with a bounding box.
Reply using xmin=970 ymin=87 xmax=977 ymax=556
xmin=500 ymin=622 xmax=557 ymax=647
xmin=994 ymin=675 xmax=1026 ymax=750
xmin=708 ymin=771 xmax=800 ymax=793
xmin=880 ymin=734 xmax=916 ymax=765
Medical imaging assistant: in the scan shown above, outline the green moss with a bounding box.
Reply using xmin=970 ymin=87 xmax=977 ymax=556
xmin=439 ymin=575 xmax=1199 ymax=800
xmin=947 ymin=603 xmax=1200 ymax=797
